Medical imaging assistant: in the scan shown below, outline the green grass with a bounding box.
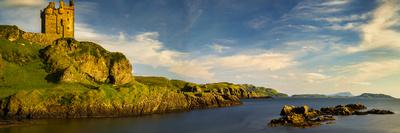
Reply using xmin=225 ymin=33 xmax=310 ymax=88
xmin=134 ymin=76 xmax=192 ymax=91
xmin=0 ymin=39 xmax=56 ymax=98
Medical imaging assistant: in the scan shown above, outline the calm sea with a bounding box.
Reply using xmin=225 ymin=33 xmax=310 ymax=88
xmin=1 ymin=98 xmax=399 ymax=133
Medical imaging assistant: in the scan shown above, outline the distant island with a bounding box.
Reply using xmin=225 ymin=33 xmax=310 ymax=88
xmin=291 ymin=92 xmax=396 ymax=99
xmin=291 ymin=94 xmax=329 ymax=98
xmin=356 ymin=93 xmax=396 ymax=99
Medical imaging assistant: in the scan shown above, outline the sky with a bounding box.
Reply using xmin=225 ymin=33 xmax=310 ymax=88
xmin=0 ymin=0 xmax=400 ymax=97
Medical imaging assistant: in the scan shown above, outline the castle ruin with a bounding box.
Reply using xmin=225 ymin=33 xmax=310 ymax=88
xmin=41 ymin=0 xmax=75 ymax=38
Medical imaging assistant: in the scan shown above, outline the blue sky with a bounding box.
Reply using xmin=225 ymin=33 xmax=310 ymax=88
xmin=1 ymin=0 xmax=400 ymax=97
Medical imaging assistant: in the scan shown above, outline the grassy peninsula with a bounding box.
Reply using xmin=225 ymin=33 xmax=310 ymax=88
xmin=0 ymin=25 xmax=287 ymax=119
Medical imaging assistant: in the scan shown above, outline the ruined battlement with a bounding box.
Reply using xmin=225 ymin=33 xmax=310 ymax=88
xmin=41 ymin=0 xmax=75 ymax=38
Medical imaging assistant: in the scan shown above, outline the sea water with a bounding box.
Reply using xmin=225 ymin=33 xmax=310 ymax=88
xmin=1 ymin=98 xmax=399 ymax=133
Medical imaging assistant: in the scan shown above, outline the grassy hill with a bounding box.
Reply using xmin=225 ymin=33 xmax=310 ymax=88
xmin=0 ymin=25 xmax=287 ymax=119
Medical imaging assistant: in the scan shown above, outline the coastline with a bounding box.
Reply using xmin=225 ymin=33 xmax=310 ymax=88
xmin=0 ymin=96 xmax=276 ymax=128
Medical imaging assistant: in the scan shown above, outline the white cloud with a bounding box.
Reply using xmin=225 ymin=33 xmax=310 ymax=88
xmin=305 ymin=72 xmax=330 ymax=83
xmin=284 ymin=0 xmax=352 ymax=19
xmin=348 ymin=0 xmax=400 ymax=52
xmin=75 ymin=23 xmax=112 ymax=42
xmin=316 ymin=13 xmax=370 ymax=23
xmin=337 ymin=59 xmax=400 ymax=83
xmin=351 ymin=82 xmax=371 ymax=86
xmin=0 ymin=1 xmax=48 ymax=32
xmin=169 ymin=61 xmax=215 ymax=82
xmin=327 ymin=22 xmax=362 ymax=31
xmin=209 ymin=43 xmax=230 ymax=53
xmin=0 ymin=0 xmax=46 ymax=7
xmin=101 ymin=32 xmax=184 ymax=68
xmin=287 ymin=24 xmax=320 ymax=32
xmin=210 ymin=53 xmax=296 ymax=72
xmin=319 ymin=0 xmax=352 ymax=6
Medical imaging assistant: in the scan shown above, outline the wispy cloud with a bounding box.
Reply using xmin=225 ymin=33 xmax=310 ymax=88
xmin=305 ymin=72 xmax=330 ymax=83
xmin=247 ymin=16 xmax=269 ymax=29
xmin=327 ymin=22 xmax=362 ymax=31
xmin=348 ymin=0 xmax=400 ymax=52
xmin=336 ymin=59 xmax=400 ymax=83
xmin=316 ymin=13 xmax=370 ymax=23
xmin=283 ymin=0 xmax=352 ymax=20
xmin=209 ymin=43 xmax=230 ymax=53
xmin=183 ymin=0 xmax=203 ymax=32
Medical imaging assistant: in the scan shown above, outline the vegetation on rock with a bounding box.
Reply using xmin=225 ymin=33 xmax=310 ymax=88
xmin=40 ymin=38 xmax=133 ymax=85
xmin=135 ymin=76 xmax=288 ymax=99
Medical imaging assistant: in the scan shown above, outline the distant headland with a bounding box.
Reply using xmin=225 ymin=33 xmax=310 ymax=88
xmin=291 ymin=92 xmax=396 ymax=99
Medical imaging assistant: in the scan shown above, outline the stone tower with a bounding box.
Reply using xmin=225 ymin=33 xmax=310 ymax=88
xmin=41 ymin=0 xmax=75 ymax=38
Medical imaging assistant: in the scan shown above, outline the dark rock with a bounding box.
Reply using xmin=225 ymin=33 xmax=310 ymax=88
xmin=366 ymin=109 xmax=394 ymax=114
xmin=345 ymin=104 xmax=367 ymax=111
xmin=270 ymin=105 xmax=321 ymax=128
xmin=269 ymin=104 xmax=394 ymax=128
xmin=313 ymin=115 xmax=335 ymax=122
xmin=320 ymin=106 xmax=352 ymax=115
xmin=320 ymin=104 xmax=366 ymax=116
xmin=280 ymin=105 xmax=320 ymax=118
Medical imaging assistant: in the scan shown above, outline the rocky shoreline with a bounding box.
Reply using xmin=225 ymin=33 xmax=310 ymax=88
xmin=0 ymin=92 xmax=243 ymax=120
xmin=0 ymin=95 xmax=277 ymax=128
xmin=269 ymin=104 xmax=394 ymax=128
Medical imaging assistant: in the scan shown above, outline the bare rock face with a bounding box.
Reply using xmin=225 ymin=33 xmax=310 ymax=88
xmin=269 ymin=104 xmax=394 ymax=128
xmin=41 ymin=38 xmax=133 ymax=85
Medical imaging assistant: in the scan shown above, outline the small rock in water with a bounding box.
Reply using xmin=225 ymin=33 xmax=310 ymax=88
xmin=269 ymin=104 xmax=394 ymax=128
xmin=313 ymin=115 xmax=335 ymax=122
xmin=366 ymin=109 xmax=394 ymax=114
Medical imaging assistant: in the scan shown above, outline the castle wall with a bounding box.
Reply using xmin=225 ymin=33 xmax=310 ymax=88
xmin=22 ymin=32 xmax=61 ymax=46
xmin=0 ymin=25 xmax=60 ymax=46
xmin=41 ymin=1 xmax=74 ymax=38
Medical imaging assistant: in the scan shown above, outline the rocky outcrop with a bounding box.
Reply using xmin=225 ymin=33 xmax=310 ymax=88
xmin=270 ymin=105 xmax=324 ymax=128
xmin=40 ymin=38 xmax=133 ymax=85
xmin=269 ymin=104 xmax=394 ymax=128
xmin=0 ymin=25 xmax=21 ymax=42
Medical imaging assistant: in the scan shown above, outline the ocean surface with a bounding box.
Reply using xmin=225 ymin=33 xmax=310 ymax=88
xmin=1 ymin=98 xmax=400 ymax=133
